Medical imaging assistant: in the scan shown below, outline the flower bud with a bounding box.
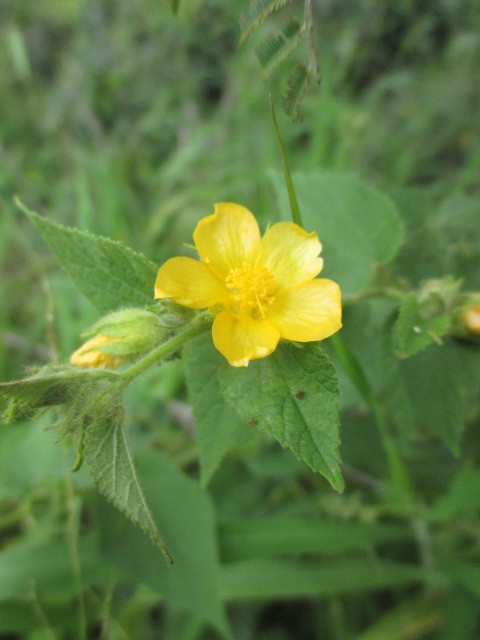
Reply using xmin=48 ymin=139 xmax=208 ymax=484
xmin=451 ymin=293 xmax=480 ymax=340
xmin=70 ymin=308 xmax=167 ymax=369
xmin=416 ymin=277 xmax=462 ymax=318
xmin=464 ymin=305 xmax=480 ymax=335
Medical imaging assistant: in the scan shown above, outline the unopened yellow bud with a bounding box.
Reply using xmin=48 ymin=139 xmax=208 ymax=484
xmin=69 ymin=308 xmax=168 ymax=369
xmin=70 ymin=335 xmax=125 ymax=369
xmin=464 ymin=305 xmax=480 ymax=335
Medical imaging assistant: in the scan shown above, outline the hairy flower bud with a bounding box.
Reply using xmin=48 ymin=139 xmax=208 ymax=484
xmin=451 ymin=293 xmax=480 ymax=340
xmin=70 ymin=308 xmax=167 ymax=369
xmin=464 ymin=305 xmax=480 ymax=335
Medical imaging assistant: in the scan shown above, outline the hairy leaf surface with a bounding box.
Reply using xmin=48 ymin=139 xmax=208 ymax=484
xmin=22 ymin=203 xmax=157 ymax=312
xmin=219 ymin=342 xmax=343 ymax=492
xmin=82 ymin=390 xmax=173 ymax=563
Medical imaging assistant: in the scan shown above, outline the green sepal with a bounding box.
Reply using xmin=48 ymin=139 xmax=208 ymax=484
xmin=81 ymin=308 xmax=167 ymax=358
xmin=150 ymin=300 xmax=196 ymax=328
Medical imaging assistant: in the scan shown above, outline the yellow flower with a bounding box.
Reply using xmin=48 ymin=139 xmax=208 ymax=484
xmin=69 ymin=335 xmax=125 ymax=369
xmin=154 ymin=203 xmax=342 ymax=366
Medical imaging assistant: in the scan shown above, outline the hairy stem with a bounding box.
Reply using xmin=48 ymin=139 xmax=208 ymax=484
xmin=117 ymin=313 xmax=211 ymax=388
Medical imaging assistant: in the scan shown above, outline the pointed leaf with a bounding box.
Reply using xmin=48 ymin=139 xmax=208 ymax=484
xmin=219 ymin=342 xmax=343 ymax=492
xmin=19 ymin=201 xmax=157 ymax=312
xmin=82 ymin=390 xmax=173 ymax=563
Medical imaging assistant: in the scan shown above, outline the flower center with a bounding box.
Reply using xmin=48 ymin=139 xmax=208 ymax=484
xmin=225 ymin=262 xmax=277 ymax=319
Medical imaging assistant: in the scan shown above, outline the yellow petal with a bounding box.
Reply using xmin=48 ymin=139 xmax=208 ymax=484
xmin=269 ymin=279 xmax=342 ymax=342
xmin=258 ymin=222 xmax=323 ymax=286
xmin=70 ymin=335 xmax=123 ymax=369
xmin=193 ymin=203 xmax=261 ymax=280
xmin=154 ymin=257 xmax=225 ymax=308
xmin=212 ymin=311 xmax=280 ymax=367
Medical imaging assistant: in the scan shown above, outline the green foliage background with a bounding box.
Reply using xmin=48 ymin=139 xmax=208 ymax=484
xmin=1 ymin=0 xmax=480 ymax=638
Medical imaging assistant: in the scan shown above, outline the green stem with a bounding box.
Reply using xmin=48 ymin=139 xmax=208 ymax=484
xmin=117 ymin=314 xmax=211 ymax=388
xmin=269 ymin=94 xmax=304 ymax=228
xmin=331 ymin=333 xmax=415 ymax=507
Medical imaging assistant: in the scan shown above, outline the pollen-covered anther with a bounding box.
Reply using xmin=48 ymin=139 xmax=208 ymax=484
xmin=225 ymin=262 xmax=278 ymax=318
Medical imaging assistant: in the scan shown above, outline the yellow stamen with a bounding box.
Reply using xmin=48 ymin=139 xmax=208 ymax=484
xmin=225 ymin=262 xmax=277 ymax=319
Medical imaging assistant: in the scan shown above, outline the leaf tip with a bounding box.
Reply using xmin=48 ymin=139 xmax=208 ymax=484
xmin=13 ymin=195 xmax=38 ymax=222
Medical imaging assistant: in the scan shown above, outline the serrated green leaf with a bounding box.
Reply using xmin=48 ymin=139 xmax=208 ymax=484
xmin=256 ymin=20 xmax=304 ymax=75
xmin=271 ymin=170 xmax=405 ymax=295
xmin=18 ymin=201 xmax=157 ymax=313
xmin=282 ymin=62 xmax=310 ymax=118
xmin=82 ymin=390 xmax=173 ymax=563
xmin=219 ymin=342 xmax=343 ymax=492
xmin=240 ymin=0 xmax=292 ymax=43
xmin=184 ymin=334 xmax=252 ymax=486
xmin=395 ymin=293 xmax=450 ymax=358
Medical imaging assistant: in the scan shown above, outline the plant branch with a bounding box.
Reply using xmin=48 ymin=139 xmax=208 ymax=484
xmin=117 ymin=313 xmax=212 ymax=388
